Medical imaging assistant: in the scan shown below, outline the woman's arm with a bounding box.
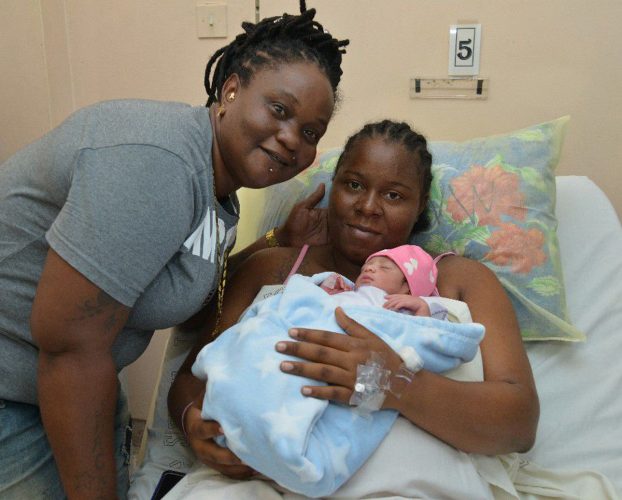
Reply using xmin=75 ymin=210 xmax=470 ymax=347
xmin=31 ymin=249 xmax=131 ymax=499
xmin=401 ymin=255 xmax=539 ymax=454
xmin=168 ymin=247 xmax=299 ymax=477
xmin=227 ymin=184 xmax=328 ymax=272
xmin=277 ymin=256 xmax=539 ymax=455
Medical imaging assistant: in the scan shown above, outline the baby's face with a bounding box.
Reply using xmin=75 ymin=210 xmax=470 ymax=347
xmin=355 ymin=256 xmax=410 ymax=294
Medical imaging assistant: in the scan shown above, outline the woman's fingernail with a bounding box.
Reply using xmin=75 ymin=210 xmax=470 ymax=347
xmin=281 ymin=361 xmax=294 ymax=372
xmin=275 ymin=342 xmax=286 ymax=352
xmin=301 ymin=387 xmax=312 ymax=396
xmin=289 ymin=328 xmax=299 ymax=338
xmin=218 ymin=426 xmax=224 ymax=434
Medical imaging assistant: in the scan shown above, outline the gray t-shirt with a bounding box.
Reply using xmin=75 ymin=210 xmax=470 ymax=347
xmin=0 ymin=99 xmax=239 ymax=404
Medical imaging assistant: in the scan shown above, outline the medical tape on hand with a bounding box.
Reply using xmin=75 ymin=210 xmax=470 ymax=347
xmin=398 ymin=346 xmax=423 ymax=372
xmin=387 ymin=346 xmax=422 ymax=400
xmin=349 ymin=352 xmax=391 ymax=415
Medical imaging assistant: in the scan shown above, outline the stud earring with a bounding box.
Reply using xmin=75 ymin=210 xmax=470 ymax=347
xmin=226 ymin=91 xmax=235 ymax=102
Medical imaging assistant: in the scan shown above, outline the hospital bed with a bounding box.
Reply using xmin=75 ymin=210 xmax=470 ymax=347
xmin=128 ymin=171 xmax=622 ymax=498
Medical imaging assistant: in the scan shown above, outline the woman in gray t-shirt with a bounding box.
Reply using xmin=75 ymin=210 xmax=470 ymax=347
xmin=0 ymin=2 xmax=348 ymax=497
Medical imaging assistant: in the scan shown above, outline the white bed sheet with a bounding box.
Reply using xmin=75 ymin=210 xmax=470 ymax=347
xmin=523 ymin=176 xmax=622 ymax=495
xmin=128 ymin=176 xmax=622 ymax=498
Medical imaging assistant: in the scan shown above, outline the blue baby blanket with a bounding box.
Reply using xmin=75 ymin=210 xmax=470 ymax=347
xmin=192 ymin=273 xmax=485 ymax=497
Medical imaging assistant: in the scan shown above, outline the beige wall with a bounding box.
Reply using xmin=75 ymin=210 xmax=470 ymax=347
xmin=2 ymin=0 xmax=620 ymax=418
xmin=0 ymin=0 xmax=256 ymax=420
xmin=262 ymin=0 xmax=622 ymax=217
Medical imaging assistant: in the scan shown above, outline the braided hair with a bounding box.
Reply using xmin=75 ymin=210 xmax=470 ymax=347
xmin=204 ymin=0 xmax=349 ymax=106
xmin=335 ymin=120 xmax=433 ymax=233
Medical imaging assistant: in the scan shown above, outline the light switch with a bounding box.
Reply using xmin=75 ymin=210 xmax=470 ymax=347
xmin=196 ymin=4 xmax=227 ymax=38
xmin=448 ymin=24 xmax=481 ymax=76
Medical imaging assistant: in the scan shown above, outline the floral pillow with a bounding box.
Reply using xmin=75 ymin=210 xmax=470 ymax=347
xmin=258 ymin=117 xmax=584 ymax=342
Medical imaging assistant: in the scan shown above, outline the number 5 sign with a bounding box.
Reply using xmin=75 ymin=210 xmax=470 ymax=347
xmin=449 ymin=24 xmax=481 ymax=76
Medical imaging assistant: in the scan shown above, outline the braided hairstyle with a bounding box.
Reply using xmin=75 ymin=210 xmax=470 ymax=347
xmin=204 ymin=0 xmax=349 ymax=107
xmin=335 ymin=120 xmax=433 ymax=233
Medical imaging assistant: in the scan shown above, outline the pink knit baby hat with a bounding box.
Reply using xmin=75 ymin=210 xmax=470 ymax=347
xmin=366 ymin=244 xmax=439 ymax=296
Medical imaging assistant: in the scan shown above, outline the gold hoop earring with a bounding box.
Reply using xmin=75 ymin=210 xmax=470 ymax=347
xmin=226 ymin=91 xmax=235 ymax=102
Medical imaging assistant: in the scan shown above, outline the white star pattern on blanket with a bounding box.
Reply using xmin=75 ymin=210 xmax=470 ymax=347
xmin=288 ymin=457 xmax=322 ymax=483
xmin=205 ymin=360 xmax=230 ymax=384
xmin=224 ymin=426 xmax=250 ymax=455
xmin=327 ymin=441 xmax=351 ymax=478
xmin=418 ymin=327 xmax=447 ymax=348
xmin=261 ymin=403 xmax=309 ymax=442
xmin=389 ymin=332 xmax=411 ymax=355
xmin=401 ymin=326 xmax=436 ymax=343
xmin=235 ymin=321 xmax=264 ymax=343
xmin=254 ymin=353 xmax=280 ymax=378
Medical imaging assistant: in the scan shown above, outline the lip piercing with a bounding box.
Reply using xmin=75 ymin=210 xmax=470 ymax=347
xmin=269 ymin=167 xmax=274 ymax=173
xmin=291 ymin=156 xmax=296 ymax=162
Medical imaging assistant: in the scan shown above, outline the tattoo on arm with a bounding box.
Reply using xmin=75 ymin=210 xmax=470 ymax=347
xmin=72 ymin=404 xmax=115 ymax=499
xmin=71 ymin=290 xmax=124 ymax=332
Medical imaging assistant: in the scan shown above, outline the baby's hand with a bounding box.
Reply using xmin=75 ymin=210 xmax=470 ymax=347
xmin=384 ymin=294 xmax=431 ymax=317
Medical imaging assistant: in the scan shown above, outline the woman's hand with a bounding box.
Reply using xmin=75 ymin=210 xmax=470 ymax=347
xmin=278 ymin=184 xmax=328 ymax=247
xmin=183 ymin=402 xmax=257 ymax=479
xmin=275 ymin=307 xmax=402 ymax=404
